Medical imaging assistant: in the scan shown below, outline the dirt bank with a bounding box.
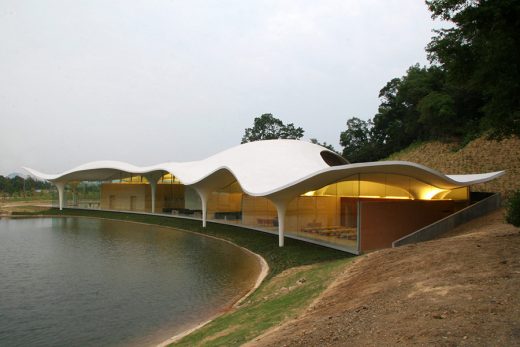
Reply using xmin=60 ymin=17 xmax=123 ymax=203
xmin=247 ymin=210 xmax=520 ymax=346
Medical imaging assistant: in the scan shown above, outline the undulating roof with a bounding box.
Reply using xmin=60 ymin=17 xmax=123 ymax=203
xmin=24 ymin=140 xmax=504 ymax=200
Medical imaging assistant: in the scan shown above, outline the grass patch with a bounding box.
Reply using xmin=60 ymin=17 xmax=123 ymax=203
xmin=175 ymin=258 xmax=349 ymax=346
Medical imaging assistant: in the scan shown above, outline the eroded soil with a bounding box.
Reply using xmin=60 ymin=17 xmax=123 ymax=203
xmin=247 ymin=210 xmax=520 ymax=346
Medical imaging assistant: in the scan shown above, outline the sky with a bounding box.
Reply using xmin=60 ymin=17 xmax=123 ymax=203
xmin=0 ymin=0 xmax=445 ymax=176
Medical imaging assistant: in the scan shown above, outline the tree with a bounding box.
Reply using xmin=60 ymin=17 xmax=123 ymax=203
xmin=310 ymin=138 xmax=338 ymax=153
xmin=426 ymin=0 xmax=520 ymax=137
xmin=506 ymin=190 xmax=520 ymax=227
xmin=338 ymin=0 xmax=520 ymax=162
xmin=370 ymin=65 xmax=454 ymax=157
xmin=241 ymin=114 xmax=304 ymax=143
xmin=339 ymin=117 xmax=380 ymax=163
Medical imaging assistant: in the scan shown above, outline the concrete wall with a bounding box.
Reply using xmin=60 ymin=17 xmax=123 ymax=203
xmin=392 ymin=193 xmax=501 ymax=247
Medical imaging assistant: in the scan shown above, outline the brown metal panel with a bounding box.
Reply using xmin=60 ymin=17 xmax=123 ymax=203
xmin=359 ymin=199 xmax=456 ymax=252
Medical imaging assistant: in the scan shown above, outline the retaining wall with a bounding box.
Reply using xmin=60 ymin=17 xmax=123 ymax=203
xmin=392 ymin=193 xmax=501 ymax=247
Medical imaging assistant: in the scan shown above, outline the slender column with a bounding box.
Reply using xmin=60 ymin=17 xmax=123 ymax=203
xmin=149 ymin=180 xmax=157 ymax=214
xmin=55 ymin=182 xmax=65 ymax=211
xmin=275 ymin=203 xmax=287 ymax=247
xmin=201 ymin=193 xmax=208 ymax=228
xmin=193 ymin=188 xmax=210 ymax=227
xmin=145 ymin=173 xmax=163 ymax=214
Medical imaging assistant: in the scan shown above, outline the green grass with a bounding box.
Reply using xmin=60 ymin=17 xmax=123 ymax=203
xmin=175 ymin=258 xmax=350 ymax=346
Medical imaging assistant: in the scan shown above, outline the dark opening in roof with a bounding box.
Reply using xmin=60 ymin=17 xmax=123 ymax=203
xmin=320 ymin=151 xmax=349 ymax=167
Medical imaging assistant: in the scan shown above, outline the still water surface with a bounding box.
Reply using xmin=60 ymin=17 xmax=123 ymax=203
xmin=0 ymin=217 xmax=260 ymax=346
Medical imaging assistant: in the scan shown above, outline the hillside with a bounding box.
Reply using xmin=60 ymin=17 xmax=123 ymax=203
xmin=386 ymin=136 xmax=520 ymax=199
xmin=247 ymin=209 xmax=520 ymax=346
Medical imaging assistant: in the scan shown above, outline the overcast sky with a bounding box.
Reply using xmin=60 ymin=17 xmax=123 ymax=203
xmin=0 ymin=0 xmax=444 ymax=176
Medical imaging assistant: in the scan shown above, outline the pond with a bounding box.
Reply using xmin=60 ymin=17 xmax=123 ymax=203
xmin=0 ymin=217 xmax=261 ymax=346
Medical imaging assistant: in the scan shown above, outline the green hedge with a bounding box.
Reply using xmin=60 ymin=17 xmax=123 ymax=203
xmin=506 ymin=190 xmax=520 ymax=227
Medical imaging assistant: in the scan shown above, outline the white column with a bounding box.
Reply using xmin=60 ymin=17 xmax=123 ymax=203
xmin=201 ymin=194 xmax=208 ymax=228
xmin=145 ymin=173 xmax=163 ymax=214
xmin=194 ymin=188 xmax=209 ymax=228
xmin=55 ymin=182 xmax=65 ymax=211
xmin=275 ymin=203 xmax=287 ymax=247
xmin=149 ymin=180 xmax=157 ymax=214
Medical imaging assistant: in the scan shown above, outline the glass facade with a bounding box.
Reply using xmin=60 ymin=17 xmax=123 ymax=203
xmin=52 ymin=181 xmax=102 ymax=209
xmin=62 ymin=172 xmax=469 ymax=253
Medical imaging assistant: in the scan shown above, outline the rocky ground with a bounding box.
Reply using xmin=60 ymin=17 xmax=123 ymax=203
xmin=246 ymin=209 xmax=520 ymax=346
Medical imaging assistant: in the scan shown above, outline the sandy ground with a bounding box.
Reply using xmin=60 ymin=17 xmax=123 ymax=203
xmin=0 ymin=200 xmax=52 ymax=214
xmin=247 ymin=209 xmax=520 ymax=346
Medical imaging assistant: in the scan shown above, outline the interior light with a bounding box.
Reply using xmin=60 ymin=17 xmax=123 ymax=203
xmin=420 ymin=188 xmax=448 ymax=200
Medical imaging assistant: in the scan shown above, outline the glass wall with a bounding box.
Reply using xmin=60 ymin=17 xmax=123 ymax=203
xmin=74 ymin=181 xmax=101 ymax=208
xmin=53 ymin=181 xmax=102 ymax=209
xmin=279 ymin=173 xmax=469 ymax=251
xmin=241 ymin=195 xmax=277 ymax=230
xmin=72 ymin=172 xmax=469 ymax=253
xmin=207 ymin=181 xmax=243 ymax=222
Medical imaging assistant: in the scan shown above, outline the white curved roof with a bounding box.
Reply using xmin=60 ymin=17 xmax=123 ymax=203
xmin=24 ymin=139 xmax=504 ymax=199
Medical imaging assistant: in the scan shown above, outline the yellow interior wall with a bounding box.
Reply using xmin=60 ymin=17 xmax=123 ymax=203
xmin=100 ymin=183 xmax=148 ymax=211
xmin=305 ymin=174 xmax=469 ymax=201
xmin=207 ymin=192 xmax=243 ymax=218
xmin=156 ymin=184 xmax=185 ymax=211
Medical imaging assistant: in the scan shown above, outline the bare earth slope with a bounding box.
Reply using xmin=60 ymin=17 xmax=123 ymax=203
xmin=247 ymin=210 xmax=520 ymax=346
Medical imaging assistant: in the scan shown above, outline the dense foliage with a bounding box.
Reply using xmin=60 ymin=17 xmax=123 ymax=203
xmin=310 ymin=138 xmax=337 ymax=153
xmin=0 ymin=175 xmax=51 ymax=197
xmin=506 ymin=190 xmax=520 ymax=227
xmin=241 ymin=113 xmax=304 ymax=143
xmin=340 ymin=0 xmax=520 ymax=162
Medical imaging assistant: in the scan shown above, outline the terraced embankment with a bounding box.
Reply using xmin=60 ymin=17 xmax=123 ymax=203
xmin=386 ymin=135 xmax=520 ymax=199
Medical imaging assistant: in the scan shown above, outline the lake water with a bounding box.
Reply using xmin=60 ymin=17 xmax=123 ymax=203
xmin=0 ymin=217 xmax=261 ymax=346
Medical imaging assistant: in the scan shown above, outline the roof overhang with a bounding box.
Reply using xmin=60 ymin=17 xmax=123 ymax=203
xmin=23 ymin=140 xmax=504 ymax=199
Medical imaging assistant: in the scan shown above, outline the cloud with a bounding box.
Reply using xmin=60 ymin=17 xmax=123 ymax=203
xmin=0 ymin=0 xmax=443 ymax=175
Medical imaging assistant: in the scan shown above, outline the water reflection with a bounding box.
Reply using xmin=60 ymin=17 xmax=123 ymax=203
xmin=0 ymin=217 xmax=260 ymax=347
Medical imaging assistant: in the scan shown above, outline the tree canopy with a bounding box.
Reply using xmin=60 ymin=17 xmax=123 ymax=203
xmin=340 ymin=0 xmax=520 ymax=162
xmin=426 ymin=0 xmax=520 ymax=137
xmin=241 ymin=114 xmax=304 ymax=143
xmin=0 ymin=175 xmax=51 ymax=197
xmin=310 ymin=138 xmax=338 ymax=153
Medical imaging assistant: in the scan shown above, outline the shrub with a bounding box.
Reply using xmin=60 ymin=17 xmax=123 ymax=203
xmin=506 ymin=190 xmax=520 ymax=227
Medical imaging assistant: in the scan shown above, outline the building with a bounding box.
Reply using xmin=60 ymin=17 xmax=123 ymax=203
xmin=25 ymin=140 xmax=504 ymax=254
